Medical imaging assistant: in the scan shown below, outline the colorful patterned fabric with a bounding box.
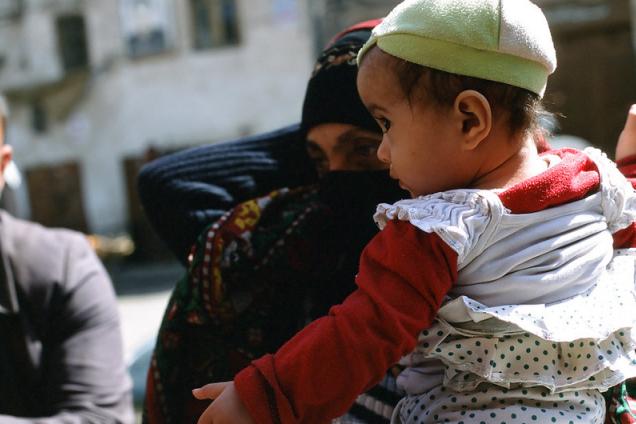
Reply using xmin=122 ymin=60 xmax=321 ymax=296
xmin=143 ymin=184 xmax=402 ymax=423
xmin=605 ymin=380 xmax=636 ymax=424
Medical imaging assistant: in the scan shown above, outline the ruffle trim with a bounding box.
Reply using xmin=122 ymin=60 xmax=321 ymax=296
xmin=436 ymin=251 xmax=636 ymax=342
xmin=373 ymin=149 xmax=636 ymax=263
xmin=374 ymin=190 xmax=504 ymax=262
xmin=583 ymin=148 xmax=636 ymax=233
xmin=404 ymin=323 xmax=636 ymax=394
xmin=400 ymin=251 xmax=636 ymax=393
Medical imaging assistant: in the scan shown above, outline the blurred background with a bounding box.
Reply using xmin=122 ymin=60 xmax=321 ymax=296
xmin=0 ymin=0 xmax=635 ymax=412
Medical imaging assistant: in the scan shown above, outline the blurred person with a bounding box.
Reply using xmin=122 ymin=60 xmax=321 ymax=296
xmin=605 ymin=104 xmax=636 ymax=424
xmin=141 ymin=20 xmax=409 ymax=423
xmin=0 ymin=95 xmax=134 ymax=423
xmin=615 ymin=104 xmax=636 ymax=162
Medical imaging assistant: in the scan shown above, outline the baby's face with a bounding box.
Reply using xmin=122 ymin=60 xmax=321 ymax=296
xmin=356 ymin=48 xmax=469 ymax=198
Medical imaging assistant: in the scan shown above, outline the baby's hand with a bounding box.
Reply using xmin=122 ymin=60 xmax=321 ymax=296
xmin=193 ymin=381 xmax=255 ymax=424
xmin=615 ymin=104 xmax=636 ymax=161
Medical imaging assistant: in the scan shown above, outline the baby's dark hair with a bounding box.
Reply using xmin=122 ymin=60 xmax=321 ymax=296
xmin=389 ymin=56 xmax=550 ymax=138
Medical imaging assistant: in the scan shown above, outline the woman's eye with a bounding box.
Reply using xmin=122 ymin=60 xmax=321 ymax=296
xmin=354 ymin=144 xmax=379 ymax=157
xmin=306 ymin=143 xmax=327 ymax=169
xmin=311 ymin=156 xmax=327 ymax=166
xmin=308 ymin=155 xmax=328 ymax=174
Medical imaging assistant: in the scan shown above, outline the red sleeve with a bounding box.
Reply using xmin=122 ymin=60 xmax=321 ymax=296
xmin=616 ymin=153 xmax=636 ymax=184
xmin=234 ymin=221 xmax=458 ymax=423
xmin=614 ymin=154 xmax=636 ymax=248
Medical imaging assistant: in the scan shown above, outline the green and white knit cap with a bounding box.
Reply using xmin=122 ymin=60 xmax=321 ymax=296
xmin=358 ymin=0 xmax=556 ymax=97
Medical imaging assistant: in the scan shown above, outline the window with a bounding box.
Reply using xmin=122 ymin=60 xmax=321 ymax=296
xmin=190 ymin=0 xmax=240 ymax=50
xmin=56 ymin=15 xmax=89 ymax=72
xmin=120 ymin=0 xmax=175 ymax=58
xmin=32 ymin=102 xmax=47 ymax=134
xmin=0 ymin=0 xmax=24 ymax=21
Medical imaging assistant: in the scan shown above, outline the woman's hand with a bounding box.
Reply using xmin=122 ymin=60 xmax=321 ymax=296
xmin=193 ymin=381 xmax=255 ymax=424
xmin=615 ymin=104 xmax=636 ymax=161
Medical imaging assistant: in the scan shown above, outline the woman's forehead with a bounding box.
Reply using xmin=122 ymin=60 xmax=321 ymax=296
xmin=307 ymin=123 xmax=380 ymax=142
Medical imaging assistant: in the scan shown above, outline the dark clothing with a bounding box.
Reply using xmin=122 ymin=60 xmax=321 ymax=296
xmin=139 ymin=21 xmax=404 ymax=422
xmin=0 ymin=211 xmax=134 ymax=423
xmin=145 ymin=171 xmax=406 ymax=423
xmin=137 ymin=124 xmax=317 ymax=264
xmin=300 ymin=26 xmax=382 ymax=134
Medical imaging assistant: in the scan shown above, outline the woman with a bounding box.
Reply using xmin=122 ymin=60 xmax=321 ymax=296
xmin=141 ymin=20 xmax=407 ymax=424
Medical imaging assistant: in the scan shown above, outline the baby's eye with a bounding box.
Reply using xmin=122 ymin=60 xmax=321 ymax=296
xmin=377 ymin=118 xmax=391 ymax=133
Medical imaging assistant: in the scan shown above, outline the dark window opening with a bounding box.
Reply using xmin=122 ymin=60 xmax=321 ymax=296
xmin=32 ymin=102 xmax=47 ymax=134
xmin=0 ymin=0 xmax=24 ymax=21
xmin=26 ymin=161 xmax=88 ymax=233
xmin=128 ymin=29 xmax=167 ymax=57
xmin=56 ymin=14 xmax=89 ymax=72
xmin=191 ymin=0 xmax=240 ymax=50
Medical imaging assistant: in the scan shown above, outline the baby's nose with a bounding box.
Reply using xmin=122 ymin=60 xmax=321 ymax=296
xmin=377 ymin=138 xmax=391 ymax=164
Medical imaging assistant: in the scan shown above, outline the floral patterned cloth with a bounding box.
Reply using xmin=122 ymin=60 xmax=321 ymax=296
xmin=605 ymin=380 xmax=636 ymax=424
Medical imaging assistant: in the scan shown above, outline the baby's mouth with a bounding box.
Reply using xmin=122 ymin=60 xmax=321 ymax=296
xmin=388 ymin=166 xmax=398 ymax=181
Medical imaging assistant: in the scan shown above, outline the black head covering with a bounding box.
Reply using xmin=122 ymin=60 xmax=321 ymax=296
xmin=301 ymin=24 xmax=381 ymax=134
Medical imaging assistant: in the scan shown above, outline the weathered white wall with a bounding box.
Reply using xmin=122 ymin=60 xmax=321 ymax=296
xmin=0 ymin=7 xmax=62 ymax=90
xmin=2 ymin=0 xmax=313 ymax=234
xmin=309 ymin=0 xmax=399 ymax=53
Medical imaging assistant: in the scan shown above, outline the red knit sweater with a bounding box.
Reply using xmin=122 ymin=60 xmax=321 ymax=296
xmin=234 ymin=149 xmax=636 ymax=423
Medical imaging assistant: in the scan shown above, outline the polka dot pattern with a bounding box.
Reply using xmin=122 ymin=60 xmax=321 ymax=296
xmin=412 ymin=326 xmax=636 ymax=393
xmin=394 ymin=383 xmax=606 ymax=423
xmin=395 ymin=252 xmax=636 ymax=423
xmin=398 ymin=251 xmax=636 ymax=396
xmin=401 ymin=324 xmax=636 ymax=397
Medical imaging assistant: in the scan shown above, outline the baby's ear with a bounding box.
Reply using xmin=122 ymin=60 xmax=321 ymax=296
xmin=453 ymin=90 xmax=492 ymax=150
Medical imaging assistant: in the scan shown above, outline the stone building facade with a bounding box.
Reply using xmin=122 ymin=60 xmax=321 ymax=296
xmin=0 ymin=0 xmax=313 ymax=237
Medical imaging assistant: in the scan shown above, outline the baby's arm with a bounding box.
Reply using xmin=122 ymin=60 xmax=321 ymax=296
xmin=197 ymin=222 xmax=458 ymax=423
xmin=615 ymin=104 xmax=636 ymax=162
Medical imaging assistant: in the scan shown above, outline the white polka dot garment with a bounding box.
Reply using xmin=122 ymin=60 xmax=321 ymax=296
xmin=373 ymin=149 xmax=636 ymax=423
